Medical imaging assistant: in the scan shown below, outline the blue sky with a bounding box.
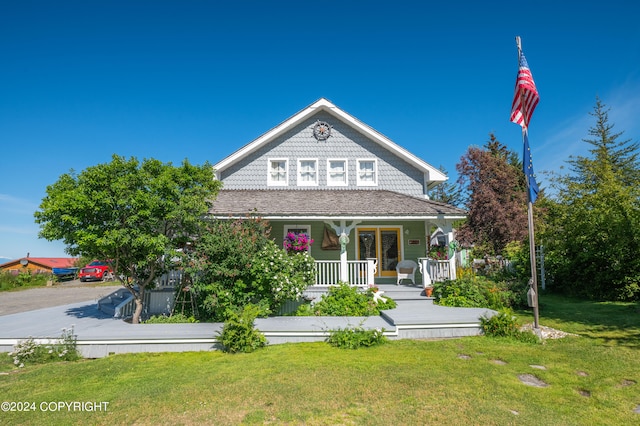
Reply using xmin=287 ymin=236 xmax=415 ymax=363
xmin=1 ymin=0 xmax=639 ymax=260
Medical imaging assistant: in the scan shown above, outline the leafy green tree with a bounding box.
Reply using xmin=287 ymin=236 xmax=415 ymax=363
xmin=544 ymin=99 xmax=640 ymax=300
xmin=456 ymin=134 xmax=528 ymax=255
xmin=34 ymin=155 xmax=220 ymax=323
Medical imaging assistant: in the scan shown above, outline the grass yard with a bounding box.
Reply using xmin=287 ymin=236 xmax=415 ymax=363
xmin=1 ymin=294 xmax=639 ymax=425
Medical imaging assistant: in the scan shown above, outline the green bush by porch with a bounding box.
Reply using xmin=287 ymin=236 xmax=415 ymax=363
xmin=294 ymin=282 xmax=397 ymax=316
xmin=188 ymin=217 xmax=315 ymax=321
xmin=432 ymin=271 xmax=528 ymax=311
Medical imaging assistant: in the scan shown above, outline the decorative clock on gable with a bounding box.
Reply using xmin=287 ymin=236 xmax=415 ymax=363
xmin=312 ymin=120 xmax=332 ymax=141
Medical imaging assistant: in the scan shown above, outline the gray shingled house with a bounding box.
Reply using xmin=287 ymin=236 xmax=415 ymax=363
xmin=210 ymin=98 xmax=466 ymax=287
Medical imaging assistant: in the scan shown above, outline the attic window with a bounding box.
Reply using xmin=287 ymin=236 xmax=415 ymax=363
xmin=327 ymin=159 xmax=347 ymax=186
xmin=357 ymin=159 xmax=377 ymax=186
xmin=297 ymin=159 xmax=318 ymax=186
xmin=268 ymin=159 xmax=288 ymax=186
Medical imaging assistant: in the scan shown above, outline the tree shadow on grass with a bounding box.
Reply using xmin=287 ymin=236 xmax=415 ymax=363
xmin=528 ymin=293 xmax=640 ymax=348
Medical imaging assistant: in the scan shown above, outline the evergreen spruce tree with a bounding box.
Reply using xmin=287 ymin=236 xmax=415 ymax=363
xmin=428 ymin=165 xmax=463 ymax=207
xmin=545 ymin=99 xmax=640 ymax=300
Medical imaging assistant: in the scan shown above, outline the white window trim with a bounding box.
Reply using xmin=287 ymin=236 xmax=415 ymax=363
xmin=297 ymin=158 xmax=319 ymax=187
xmin=283 ymin=225 xmax=312 ymax=253
xmin=267 ymin=158 xmax=289 ymax=187
xmin=327 ymin=158 xmax=348 ymax=187
xmin=356 ymin=158 xmax=378 ymax=187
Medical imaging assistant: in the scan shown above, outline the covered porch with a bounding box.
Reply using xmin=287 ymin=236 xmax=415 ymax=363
xmin=209 ymin=189 xmax=466 ymax=287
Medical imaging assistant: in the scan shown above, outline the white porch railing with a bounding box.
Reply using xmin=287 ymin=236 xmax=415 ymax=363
xmin=418 ymin=257 xmax=456 ymax=287
xmin=314 ymin=259 xmax=376 ymax=287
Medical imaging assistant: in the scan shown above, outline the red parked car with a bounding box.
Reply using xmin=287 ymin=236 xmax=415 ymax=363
xmin=78 ymin=261 xmax=113 ymax=282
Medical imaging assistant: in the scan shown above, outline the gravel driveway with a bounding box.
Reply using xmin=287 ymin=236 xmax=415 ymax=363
xmin=0 ymin=280 xmax=122 ymax=316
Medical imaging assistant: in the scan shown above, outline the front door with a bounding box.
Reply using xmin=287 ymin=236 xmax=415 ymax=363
xmin=357 ymin=227 xmax=401 ymax=277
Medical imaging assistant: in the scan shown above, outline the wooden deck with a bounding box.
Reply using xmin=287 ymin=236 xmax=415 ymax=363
xmin=0 ymin=284 xmax=496 ymax=358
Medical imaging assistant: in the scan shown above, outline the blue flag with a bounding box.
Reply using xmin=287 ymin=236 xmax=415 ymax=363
xmin=523 ymin=130 xmax=539 ymax=203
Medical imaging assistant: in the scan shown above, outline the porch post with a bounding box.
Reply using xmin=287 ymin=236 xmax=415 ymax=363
xmin=325 ymin=220 xmax=361 ymax=284
xmin=366 ymin=258 xmax=377 ymax=287
xmin=442 ymin=223 xmax=457 ymax=280
xmin=418 ymin=257 xmax=432 ymax=288
xmin=449 ymin=257 xmax=457 ymax=280
xmin=339 ymin=232 xmax=349 ymax=283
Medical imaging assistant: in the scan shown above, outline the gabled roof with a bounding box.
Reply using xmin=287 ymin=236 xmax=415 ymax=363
xmin=213 ymin=98 xmax=447 ymax=183
xmin=0 ymin=257 xmax=77 ymax=269
xmin=210 ymin=189 xmax=466 ymax=221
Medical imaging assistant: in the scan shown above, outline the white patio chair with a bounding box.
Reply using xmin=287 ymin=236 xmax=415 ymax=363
xmin=396 ymin=260 xmax=418 ymax=285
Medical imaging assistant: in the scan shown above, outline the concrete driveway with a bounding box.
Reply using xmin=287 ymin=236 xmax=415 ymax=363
xmin=0 ymin=280 xmax=122 ymax=316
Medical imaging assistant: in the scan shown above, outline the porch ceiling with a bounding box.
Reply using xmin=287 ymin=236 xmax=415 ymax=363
xmin=209 ymin=189 xmax=466 ymax=220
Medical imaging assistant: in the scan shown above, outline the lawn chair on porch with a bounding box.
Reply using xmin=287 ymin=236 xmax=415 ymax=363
xmin=396 ymin=260 xmax=418 ymax=285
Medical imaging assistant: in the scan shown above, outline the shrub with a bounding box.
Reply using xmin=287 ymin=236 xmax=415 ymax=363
xmin=191 ymin=217 xmax=316 ymax=321
xmin=326 ymin=326 xmax=387 ymax=349
xmin=433 ymin=276 xmax=487 ymax=308
xmin=433 ymin=274 xmax=527 ymax=310
xmin=189 ymin=216 xmax=272 ymax=321
xmin=144 ymin=313 xmax=198 ymax=323
xmin=480 ymin=310 xmax=539 ymax=343
xmin=0 ymin=271 xmax=50 ymax=291
xmin=250 ymin=241 xmax=316 ymax=308
xmin=9 ymin=327 xmax=80 ymax=367
xmin=217 ymin=304 xmax=267 ymax=353
xmin=292 ymin=303 xmax=315 ymax=316
xmin=298 ymin=282 xmax=396 ymax=316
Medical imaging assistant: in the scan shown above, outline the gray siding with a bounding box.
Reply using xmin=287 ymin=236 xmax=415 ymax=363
xmin=220 ymin=112 xmax=427 ymax=197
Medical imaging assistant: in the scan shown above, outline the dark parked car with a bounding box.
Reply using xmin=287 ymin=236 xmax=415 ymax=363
xmin=78 ymin=261 xmax=113 ymax=282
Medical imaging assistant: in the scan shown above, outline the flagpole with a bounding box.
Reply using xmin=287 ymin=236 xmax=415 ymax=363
xmin=524 ymin=131 xmax=540 ymax=330
xmin=516 ymin=36 xmax=540 ymax=331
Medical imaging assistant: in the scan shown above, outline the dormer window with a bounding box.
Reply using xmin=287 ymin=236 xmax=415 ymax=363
xmin=297 ymin=159 xmax=318 ymax=186
xmin=357 ymin=159 xmax=378 ymax=186
xmin=268 ymin=158 xmax=288 ymax=186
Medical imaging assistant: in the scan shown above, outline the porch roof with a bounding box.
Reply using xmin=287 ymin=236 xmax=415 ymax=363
xmin=209 ymin=189 xmax=466 ymax=220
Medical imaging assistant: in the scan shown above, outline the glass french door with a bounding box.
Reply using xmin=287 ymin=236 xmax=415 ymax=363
xmin=357 ymin=228 xmax=401 ymax=277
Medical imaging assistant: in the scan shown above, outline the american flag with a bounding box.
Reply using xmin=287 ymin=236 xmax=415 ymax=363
xmin=510 ymin=51 xmax=539 ymax=128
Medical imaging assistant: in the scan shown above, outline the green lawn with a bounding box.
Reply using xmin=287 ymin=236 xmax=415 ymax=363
xmin=1 ymin=294 xmax=639 ymax=425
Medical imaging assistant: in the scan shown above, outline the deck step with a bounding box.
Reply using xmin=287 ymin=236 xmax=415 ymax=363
xmin=375 ymin=284 xmax=428 ymax=301
xmin=97 ymin=289 xmax=132 ymax=317
xmin=99 ymin=304 xmax=116 ymax=317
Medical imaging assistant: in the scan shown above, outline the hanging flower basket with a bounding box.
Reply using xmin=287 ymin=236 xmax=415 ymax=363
xmin=428 ymin=245 xmax=448 ymax=260
xmin=283 ymin=232 xmax=314 ymax=253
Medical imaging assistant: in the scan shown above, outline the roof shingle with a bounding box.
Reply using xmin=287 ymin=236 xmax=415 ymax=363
xmin=210 ymin=189 xmax=466 ymax=219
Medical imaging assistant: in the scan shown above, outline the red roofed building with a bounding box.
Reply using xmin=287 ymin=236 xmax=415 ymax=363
xmin=0 ymin=256 xmax=78 ymax=275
